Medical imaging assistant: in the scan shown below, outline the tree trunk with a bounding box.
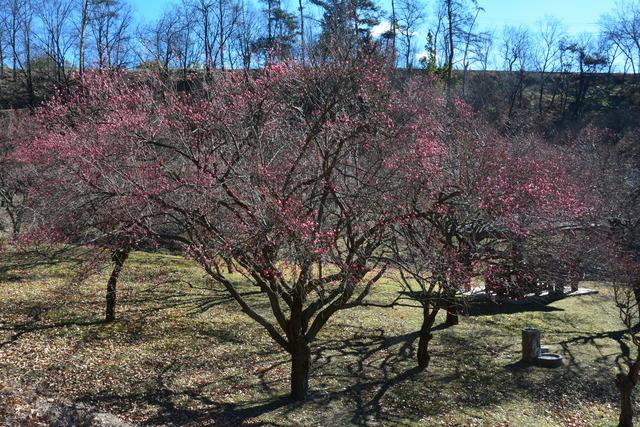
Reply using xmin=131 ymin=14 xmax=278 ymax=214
xmin=79 ymin=0 xmax=88 ymax=75
xmin=445 ymin=304 xmax=458 ymax=326
xmin=416 ymin=332 xmax=431 ymax=369
xmin=538 ymin=73 xmax=545 ymax=113
xmin=202 ymin=5 xmax=211 ymax=75
xmin=24 ymin=52 xmax=34 ymax=108
xmin=9 ymin=211 xmax=21 ymax=235
xmin=0 ymin=40 xmax=4 ymax=80
xmin=298 ymin=0 xmax=305 ymax=66
xmin=218 ymin=0 xmax=225 ymax=71
xmin=3 ymin=200 xmax=21 ymax=235
xmin=105 ymin=248 xmax=130 ymax=323
xmin=11 ymin=12 xmax=17 ymax=82
xmin=290 ymin=339 xmax=310 ymax=401
xmin=390 ymin=0 xmax=396 ymax=58
xmin=617 ymin=373 xmax=634 ymax=427
xmin=617 ymin=356 xmax=640 ymax=426
xmin=225 ymin=258 xmax=235 ymax=274
xmin=633 ymin=283 xmax=640 ymax=309
xmin=267 ymin=0 xmax=272 ymax=50
xmin=445 ymin=0 xmax=454 ymax=96
xmin=417 ymin=305 xmax=437 ymax=369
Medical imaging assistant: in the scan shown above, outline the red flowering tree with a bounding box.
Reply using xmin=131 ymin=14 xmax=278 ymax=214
xmin=388 ymin=78 xmax=587 ymax=369
xmin=477 ymin=132 xmax=588 ymax=300
xmin=19 ymin=52 xmax=591 ymax=400
xmin=20 ymin=54 xmax=447 ymax=400
xmin=145 ymin=57 xmax=448 ymax=401
xmin=16 ymin=71 xmax=164 ymax=323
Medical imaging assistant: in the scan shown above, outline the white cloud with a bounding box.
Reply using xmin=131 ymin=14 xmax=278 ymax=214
xmin=371 ymin=21 xmax=391 ymax=38
xmin=371 ymin=21 xmax=419 ymax=38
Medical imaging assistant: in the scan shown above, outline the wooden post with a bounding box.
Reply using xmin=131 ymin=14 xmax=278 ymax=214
xmin=522 ymin=327 xmax=541 ymax=363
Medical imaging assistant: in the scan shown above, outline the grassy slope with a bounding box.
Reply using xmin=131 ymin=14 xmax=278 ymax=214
xmin=0 ymin=249 xmax=628 ymax=426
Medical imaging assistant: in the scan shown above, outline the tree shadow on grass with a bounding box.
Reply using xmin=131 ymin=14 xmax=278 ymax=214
xmin=0 ymin=246 xmax=85 ymax=282
xmin=64 ymin=322 xmax=620 ymax=426
xmin=0 ymin=316 xmax=104 ymax=349
xmin=88 ymin=390 xmax=293 ymax=427
xmin=465 ymin=300 xmax=564 ymax=317
xmin=74 ymin=333 xmax=426 ymax=426
xmin=1 ymin=271 xmax=616 ymax=425
xmin=121 ymin=279 xmax=271 ymax=320
xmin=559 ymin=325 xmax=640 ymax=373
xmin=141 ymin=393 xmax=293 ymax=427
xmin=310 ymin=326 xmax=584 ymax=424
xmin=78 ymin=358 xmax=295 ymax=426
xmin=300 ymin=325 xmax=612 ymax=423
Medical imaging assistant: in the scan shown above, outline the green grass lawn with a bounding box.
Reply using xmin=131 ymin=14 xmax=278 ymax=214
xmin=0 ymin=248 xmax=629 ymax=426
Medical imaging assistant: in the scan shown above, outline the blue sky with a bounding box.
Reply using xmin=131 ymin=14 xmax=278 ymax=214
xmin=130 ymin=0 xmax=615 ymax=36
xmin=473 ymin=0 xmax=613 ymax=35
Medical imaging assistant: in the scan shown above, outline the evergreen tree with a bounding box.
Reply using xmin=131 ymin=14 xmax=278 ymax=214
xmin=252 ymin=0 xmax=298 ymax=60
xmin=310 ymin=0 xmax=380 ymax=58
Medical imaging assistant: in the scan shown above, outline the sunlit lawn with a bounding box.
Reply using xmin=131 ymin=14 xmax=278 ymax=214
xmin=0 ymin=247 xmax=626 ymax=425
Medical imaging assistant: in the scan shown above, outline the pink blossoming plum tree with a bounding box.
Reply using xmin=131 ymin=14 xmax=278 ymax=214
xmin=389 ymin=79 xmax=586 ymax=369
xmin=21 ymin=53 xmax=446 ymax=400
xmin=18 ymin=51 xmax=592 ymax=402
xmin=17 ymin=71 xmax=163 ymax=323
xmin=143 ymin=56 xmax=447 ymax=401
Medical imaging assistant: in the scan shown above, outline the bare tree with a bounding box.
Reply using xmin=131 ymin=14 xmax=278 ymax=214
xmin=459 ymin=1 xmax=483 ymax=96
xmin=137 ymin=8 xmax=183 ymax=75
xmin=396 ymin=0 xmax=425 ymax=70
xmin=36 ymin=0 xmax=75 ymax=83
xmin=88 ymin=0 xmax=133 ymax=69
xmin=471 ymin=29 xmax=492 ymax=71
xmin=298 ymin=0 xmax=305 ymax=64
xmin=533 ymin=16 xmax=564 ymax=112
xmin=172 ymin=0 xmax=201 ymax=78
xmin=600 ymin=0 xmax=640 ymax=74
xmin=613 ymin=278 xmax=640 ymax=427
xmin=232 ymin=0 xmax=260 ymax=70
xmin=4 ymin=0 xmax=35 ymax=105
xmin=445 ymin=0 xmax=454 ymax=90
xmin=0 ymin=9 xmax=6 ymax=80
xmin=0 ymin=111 xmax=32 ymax=235
xmin=196 ymin=0 xmax=218 ymax=73
xmin=434 ymin=0 xmax=480 ymax=94
xmin=21 ymin=0 xmax=34 ymax=106
xmin=77 ymin=0 xmax=89 ymax=74
xmin=390 ymin=0 xmax=396 ymax=57
xmin=499 ymin=25 xmax=531 ymax=118
xmin=6 ymin=0 xmax=22 ymax=81
xmin=217 ymin=0 xmax=242 ymax=70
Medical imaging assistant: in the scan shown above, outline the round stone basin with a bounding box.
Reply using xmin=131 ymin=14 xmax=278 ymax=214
xmin=535 ymin=353 xmax=563 ymax=368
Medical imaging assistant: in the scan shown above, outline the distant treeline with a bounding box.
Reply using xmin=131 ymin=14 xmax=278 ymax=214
xmin=1 ymin=0 xmax=640 ymax=131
